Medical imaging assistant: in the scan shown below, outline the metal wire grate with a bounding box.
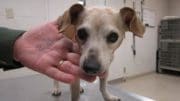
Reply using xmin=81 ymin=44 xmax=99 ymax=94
xmin=158 ymin=18 xmax=180 ymax=70
xmin=160 ymin=18 xmax=180 ymax=39
xmin=159 ymin=42 xmax=180 ymax=67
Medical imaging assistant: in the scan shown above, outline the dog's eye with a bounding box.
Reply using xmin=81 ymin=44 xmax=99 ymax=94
xmin=77 ymin=28 xmax=88 ymax=41
xmin=106 ymin=32 xmax=119 ymax=43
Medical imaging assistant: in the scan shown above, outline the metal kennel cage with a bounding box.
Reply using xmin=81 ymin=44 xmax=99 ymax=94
xmin=158 ymin=17 xmax=180 ymax=72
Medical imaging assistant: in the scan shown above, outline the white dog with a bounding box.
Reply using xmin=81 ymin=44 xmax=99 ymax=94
xmin=52 ymin=4 xmax=145 ymax=101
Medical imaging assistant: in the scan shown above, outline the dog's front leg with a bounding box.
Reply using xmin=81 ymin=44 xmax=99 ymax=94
xmin=52 ymin=80 xmax=61 ymax=96
xmin=100 ymin=73 xmax=121 ymax=101
xmin=71 ymin=78 xmax=80 ymax=101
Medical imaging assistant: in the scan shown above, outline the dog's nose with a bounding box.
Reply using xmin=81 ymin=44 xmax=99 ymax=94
xmin=83 ymin=58 xmax=101 ymax=75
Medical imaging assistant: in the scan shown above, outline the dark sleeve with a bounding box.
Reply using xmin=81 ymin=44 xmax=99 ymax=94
xmin=0 ymin=27 xmax=25 ymax=70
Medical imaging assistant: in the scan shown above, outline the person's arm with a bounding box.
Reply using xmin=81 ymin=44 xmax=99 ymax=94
xmin=0 ymin=27 xmax=25 ymax=70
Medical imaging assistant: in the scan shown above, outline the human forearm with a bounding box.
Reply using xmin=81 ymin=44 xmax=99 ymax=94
xmin=0 ymin=27 xmax=25 ymax=70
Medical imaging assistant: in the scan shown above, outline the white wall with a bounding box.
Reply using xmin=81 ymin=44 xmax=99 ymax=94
xmin=168 ymin=0 xmax=180 ymax=16
xmin=48 ymin=0 xmax=78 ymax=20
xmin=0 ymin=0 xmax=48 ymax=30
xmin=0 ymin=0 xmax=78 ymax=30
xmin=0 ymin=0 xmax=169 ymax=80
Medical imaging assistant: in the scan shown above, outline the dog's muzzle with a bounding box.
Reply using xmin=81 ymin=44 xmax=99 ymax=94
xmin=83 ymin=57 xmax=101 ymax=75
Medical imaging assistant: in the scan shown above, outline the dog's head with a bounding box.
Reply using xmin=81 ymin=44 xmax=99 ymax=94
xmin=58 ymin=4 xmax=145 ymax=76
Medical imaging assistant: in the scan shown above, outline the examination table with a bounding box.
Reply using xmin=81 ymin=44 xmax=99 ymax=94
xmin=0 ymin=74 xmax=154 ymax=101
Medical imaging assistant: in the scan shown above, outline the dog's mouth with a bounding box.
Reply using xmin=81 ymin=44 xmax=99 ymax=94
xmin=83 ymin=69 xmax=107 ymax=78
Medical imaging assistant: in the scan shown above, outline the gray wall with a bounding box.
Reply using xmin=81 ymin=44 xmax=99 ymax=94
xmin=168 ymin=0 xmax=180 ymax=16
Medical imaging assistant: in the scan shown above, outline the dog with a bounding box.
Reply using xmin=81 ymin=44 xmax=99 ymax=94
xmin=52 ymin=3 xmax=145 ymax=101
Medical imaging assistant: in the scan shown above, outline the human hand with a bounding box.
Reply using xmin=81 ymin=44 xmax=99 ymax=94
xmin=13 ymin=21 xmax=96 ymax=84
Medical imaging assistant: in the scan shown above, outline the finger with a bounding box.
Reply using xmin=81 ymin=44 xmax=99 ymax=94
xmin=51 ymin=20 xmax=59 ymax=25
xmin=58 ymin=61 xmax=96 ymax=82
xmin=45 ymin=66 xmax=77 ymax=84
xmin=47 ymin=50 xmax=66 ymax=64
xmin=54 ymin=37 xmax=74 ymax=52
xmin=67 ymin=53 xmax=80 ymax=65
xmin=72 ymin=43 xmax=80 ymax=53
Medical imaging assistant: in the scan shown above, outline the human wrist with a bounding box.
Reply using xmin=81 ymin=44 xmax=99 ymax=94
xmin=13 ymin=32 xmax=25 ymax=61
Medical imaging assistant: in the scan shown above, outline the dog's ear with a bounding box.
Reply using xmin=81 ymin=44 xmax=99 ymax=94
xmin=58 ymin=4 xmax=84 ymax=27
xmin=57 ymin=4 xmax=84 ymax=40
xmin=120 ymin=7 xmax=145 ymax=37
xmin=69 ymin=4 xmax=84 ymax=24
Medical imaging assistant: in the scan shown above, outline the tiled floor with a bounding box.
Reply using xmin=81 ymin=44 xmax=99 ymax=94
xmin=112 ymin=73 xmax=180 ymax=101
